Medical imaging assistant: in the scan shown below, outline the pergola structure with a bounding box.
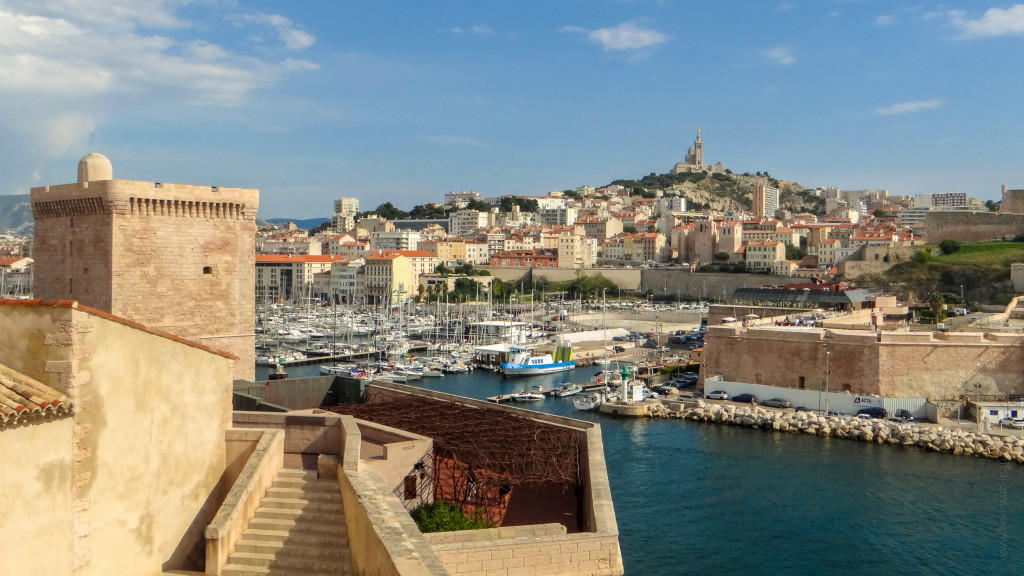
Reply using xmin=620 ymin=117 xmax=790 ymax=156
xmin=322 ymin=389 xmax=582 ymax=523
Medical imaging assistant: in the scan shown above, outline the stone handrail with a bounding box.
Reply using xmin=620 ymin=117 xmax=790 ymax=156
xmin=337 ymin=463 xmax=449 ymax=576
xmin=205 ymin=428 xmax=285 ymax=575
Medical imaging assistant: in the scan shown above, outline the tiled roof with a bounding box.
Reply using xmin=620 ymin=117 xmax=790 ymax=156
xmin=0 ymin=363 xmax=71 ymax=428
xmin=0 ymin=256 xmax=29 ymax=266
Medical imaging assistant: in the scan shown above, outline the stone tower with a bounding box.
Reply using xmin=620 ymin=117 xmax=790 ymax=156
xmin=685 ymin=128 xmax=704 ymax=168
xmin=31 ymin=154 xmax=259 ymax=380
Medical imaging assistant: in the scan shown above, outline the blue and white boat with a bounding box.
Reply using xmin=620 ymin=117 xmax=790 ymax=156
xmin=500 ymin=345 xmax=575 ymax=377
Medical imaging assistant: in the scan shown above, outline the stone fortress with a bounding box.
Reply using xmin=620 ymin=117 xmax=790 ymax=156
xmin=31 ymin=153 xmax=259 ymax=380
xmin=670 ymin=128 xmax=725 ymax=175
xmin=923 ymin=185 xmax=1024 ymax=243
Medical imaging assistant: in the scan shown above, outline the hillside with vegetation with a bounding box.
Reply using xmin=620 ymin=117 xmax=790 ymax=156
xmin=0 ymin=194 xmax=32 ymax=235
xmin=607 ymin=170 xmax=822 ymax=215
xmin=853 ymin=241 xmax=1024 ymax=306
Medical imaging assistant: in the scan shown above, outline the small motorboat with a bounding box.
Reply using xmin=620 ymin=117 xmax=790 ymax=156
xmin=557 ymin=384 xmax=583 ymax=398
xmin=573 ymin=391 xmax=603 ymax=411
xmin=513 ymin=391 xmax=545 ymax=401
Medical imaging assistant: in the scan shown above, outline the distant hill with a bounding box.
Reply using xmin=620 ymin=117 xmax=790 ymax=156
xmin=260 ymin=217 xmax=330 ymax=230
xmin=608 ymin=171 xmax=823 ymax=215
xmin=0 ymin=194 xmax=33 ymax=235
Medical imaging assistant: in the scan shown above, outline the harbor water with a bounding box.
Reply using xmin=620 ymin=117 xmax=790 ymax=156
xmin=257 ymin=363 xmax=1023 ymax=575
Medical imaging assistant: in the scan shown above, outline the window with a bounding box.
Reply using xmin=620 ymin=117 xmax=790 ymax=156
xmin=990 ymin=410 xmax=998 ymax=416
xmin=203 ymin=266 xmax=213 ymax=275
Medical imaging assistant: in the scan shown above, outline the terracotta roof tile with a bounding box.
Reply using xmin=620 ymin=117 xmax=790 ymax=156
xmin=0 ymin=363 xmax=72 ymax=428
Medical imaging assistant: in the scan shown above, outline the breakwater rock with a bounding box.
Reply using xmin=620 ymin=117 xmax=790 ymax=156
xmin=666 ymin=402 xmax=1024 ymax=464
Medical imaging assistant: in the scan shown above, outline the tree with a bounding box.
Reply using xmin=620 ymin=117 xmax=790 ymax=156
xmin=623 ymin=225 xmax=637 ymax=233
xmin=786 ymin=245 xmax=806 ymax=261
xmin=872 ymin=208 xmax=888 ymax=218
xmin=370 ymin=202 xmax=409 ymax=220
xmin=913 ymin=249 xmax=933 ymax=265
xmin=409 ymin=203 xmax=449 ymax=219
xmin=986 ymin=200 xmax=1000 ymax=212
xmin=464 ymin=199 xmax=493 ymax=212
xmin=434 ymin=263 xmax=452 ymax=275
xmin=713 ymin=251 xmax=731 ymax=262
xmin=939 ymin=239 xmax=962 ymax=255
xmin=928 ymin=292 xmax=946 ymax=325
xmin=646 ymin=224 xmax=658 ymax=233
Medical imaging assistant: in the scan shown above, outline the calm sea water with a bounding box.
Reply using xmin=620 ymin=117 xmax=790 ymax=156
xmin=258 ymin=363 xmax=1024 ymax=575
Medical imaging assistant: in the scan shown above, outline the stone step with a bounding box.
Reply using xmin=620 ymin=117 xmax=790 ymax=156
xmin=276 ymin=469 xmax=319 ymax=480
xmin=266 ymin=486 xmax=339 ymax=502
xmin=248 ymin=517 xmax=346 ymax=536
xmin=260 ymin=497 xmax=343 ymax=514
xmin=239 ymin=528 xmax=349 ymax=548
xmin=271 ymin=477 xmax=339 ymax=494
xmin=229 ymin=551 xmax=350 ymax=572
xmin=222 ymin=563 xmax=351 ymax=576
xmin=235 ymin=538 xmax=351 ymax=560
xmin=254 ymin=507 xmax=344 ymax=525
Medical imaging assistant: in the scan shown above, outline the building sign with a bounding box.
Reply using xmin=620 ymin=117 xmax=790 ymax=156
xmin=852 ymin=396 xmax=881 ymax=407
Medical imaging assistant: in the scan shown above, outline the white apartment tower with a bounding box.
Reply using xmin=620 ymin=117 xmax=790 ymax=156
xmin=332 ymin=196 xmax=360 ymax=233
xmin=752 ymin=184 xmax=780 ymax=220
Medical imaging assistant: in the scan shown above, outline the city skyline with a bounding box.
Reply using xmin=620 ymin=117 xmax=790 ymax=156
xmin=2 ymin=1 xmax=1023 ymax=218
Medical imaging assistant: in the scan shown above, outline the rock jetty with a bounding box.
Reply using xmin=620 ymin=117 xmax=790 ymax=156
xmin=662 ymin=401 xmax=1024 ymax=464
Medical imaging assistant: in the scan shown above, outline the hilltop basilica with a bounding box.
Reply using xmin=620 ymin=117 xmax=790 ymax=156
xmin=670 ymin=128 xmax=725 ymax=175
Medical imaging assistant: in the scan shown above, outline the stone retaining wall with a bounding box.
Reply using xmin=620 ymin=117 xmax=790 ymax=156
xmin=427 ymin=526 xmax=621 ymax=576
xmin=665 ymin=402 xmax=1024 ymax=464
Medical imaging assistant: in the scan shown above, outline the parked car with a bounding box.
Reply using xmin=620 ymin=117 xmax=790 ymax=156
xmin=731 ymin=393 xmax=758 ymax=404
xmin=705 ymin=390 xmax=729 ymax=400
xmin=998 ymin=417 xmax=1024 ymax=429
xmin=612 ymin=345 xmax=626 ymax=353
xmin=761 ymin=398 xmax=791 ymax=408
xmin=856 ymin=406 xmax=888 ymax=419
xmin=894 ymin=409 xmax=916 ymax=422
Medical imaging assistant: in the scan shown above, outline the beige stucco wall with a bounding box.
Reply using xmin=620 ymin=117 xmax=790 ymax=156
xmin=0 ymin=417 xmax=74 ymax=576
xmin=71 ymin=308 xmax=233 ymax=575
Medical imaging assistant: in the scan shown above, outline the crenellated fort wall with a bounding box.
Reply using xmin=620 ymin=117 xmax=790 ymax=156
xmin=31 ymin=157 xmax=258 ymax=380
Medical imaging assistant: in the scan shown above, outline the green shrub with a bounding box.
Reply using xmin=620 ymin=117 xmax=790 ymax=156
xmin=410 ymin=500 xmax=494 ymax=533
xmin=939 ymin=239 xmax=962 ymax=255
xmin=913 ymin=249 xmax=933 ymax=265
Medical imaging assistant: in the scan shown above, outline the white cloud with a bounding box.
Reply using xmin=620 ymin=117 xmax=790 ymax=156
xmin=875 ymin=15 xmax=895 ymax=26
xmin=565 ymin=22 xmax=668 ymax=51
xmin=948 ymin=5 xmax=1024 ymax=37
xmin=0 ymin=1 xmax=319 ymax=194
xmin=237 ymin=13 xmax=316 ymax=50
xmin=874 ymin=100 xmax=943 ymax=116
xmin=764 ymin=47 xmax=796 ymax=65
xmin=471 ymin=25 xmax=493 ymax=37
xmin=448 ymin=27 xmax=464 ymax=34
xmin=590 ymin=22 xmax=667 ymax=50
xmin=777 ymin=2 xmax=796 ymax=12
xmin=6 ymin=0 xmax=193 ymax=31
xmin=0 ymin=9 xmax=81 ymax=46
xmin=0 ymin=53 xmax=111 ymax=93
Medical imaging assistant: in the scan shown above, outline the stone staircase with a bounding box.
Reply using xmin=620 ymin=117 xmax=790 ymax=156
xmin=222 ymin=469 xmax=353 ymax=576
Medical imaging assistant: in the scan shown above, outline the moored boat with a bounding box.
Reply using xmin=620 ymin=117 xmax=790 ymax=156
xmin=500 ymin=345 xmax=575 ymax=377
xmin=573 ymin=391 xmax=603 ymax=411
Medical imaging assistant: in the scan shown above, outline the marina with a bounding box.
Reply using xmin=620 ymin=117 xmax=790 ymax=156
xmin=257 ymin=361 xmax=1024 ymax=575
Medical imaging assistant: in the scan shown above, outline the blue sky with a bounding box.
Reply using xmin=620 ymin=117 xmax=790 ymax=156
xmin=2 ymin=1 xmax=1023 ymax=218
